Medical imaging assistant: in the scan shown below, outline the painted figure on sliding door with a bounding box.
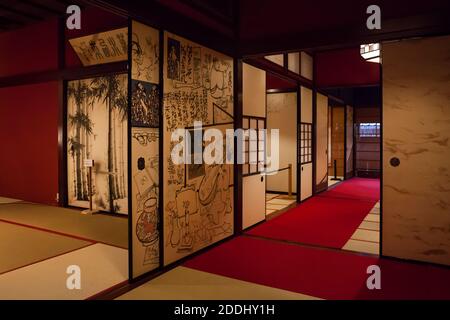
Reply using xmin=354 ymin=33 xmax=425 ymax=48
xmin=67 ymin=74 xmax=128 ymax=214
xmin=133 ymin=128 xmax=159 ymax=266
xmin=130 ymin=21 xmax=161 ymax=277
xmin=163 ymin=32 xmax=234 ymax=266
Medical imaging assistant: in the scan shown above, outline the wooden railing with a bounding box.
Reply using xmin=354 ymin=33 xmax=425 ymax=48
xmin=264 ymin=163 xmax=293 ymax=197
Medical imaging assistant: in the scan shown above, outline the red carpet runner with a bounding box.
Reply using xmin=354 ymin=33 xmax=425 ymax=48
xmin=319 ymin=177 xmax=380 ymax=202
xmin=184 ymin=236 xmax=450 ymax=300
xmin=246 ymin=178 xmax=379 ymax=248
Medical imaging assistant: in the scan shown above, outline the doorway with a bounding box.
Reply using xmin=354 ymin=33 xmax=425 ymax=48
xmin=265 ymin=74 xmax=298 ymax=217
xmin=328 ymin=104 xmax=345 ymax=186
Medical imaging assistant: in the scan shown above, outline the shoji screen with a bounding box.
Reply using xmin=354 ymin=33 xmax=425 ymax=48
xmin=315 ymin=93 xmax=328 ymax=192
xmin=300 ymin=52 xmax=313 ymax=81
xmin=382 ymin=35 xmax=450 ymax=266
xmin=265 ymin=54 xmax=284 ymax=67
xmin=346 ymin=105 xmax=354 ymax=178
xmin=288 ymin=52 xmax=300 ymax=74
xmin=130 ymin=21 xmax=160 ymax=278
xmin=163 ymin=32 xmax=234 ymax=266
xmin=300 ymin=86 xmax=313 ymax=201
xmin=242 ymin=63 xmax=266 ymax=229
xmin=330 ymin=106 xmax=345 ymax=178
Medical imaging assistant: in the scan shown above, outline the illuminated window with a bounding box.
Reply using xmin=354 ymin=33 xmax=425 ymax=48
xmin=264 ymin=54 xmax=284 ymax=67
xmin=359 ymin=123 xmax=380 ymax=137
xmin=360 ymin=43 xmax=381 ymax=64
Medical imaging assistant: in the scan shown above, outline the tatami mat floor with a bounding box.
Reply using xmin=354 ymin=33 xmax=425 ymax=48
xmin=265 ymin=193 xmax=296 ymax=216
xmin=0 ymin=193 xmax=381 ymax=300
xmin=0 ymin=197 xmax=23 ymax=204
xmin=0 ymin=221 xmax=91 ymax=274
xmin=0 ymin=202 xmax=128 ymax=248
xmin=0 ymin=200 xmax=129 ymax=300
xmin=117 ymin=266 xmax=320 ymax=300
xmin=0 ymin=243 xmax=128 ymax=300
xmin=342 ymin=201 xmax=380 ymax=255
xmin=328 ymin=176 xmax=344 ymax=187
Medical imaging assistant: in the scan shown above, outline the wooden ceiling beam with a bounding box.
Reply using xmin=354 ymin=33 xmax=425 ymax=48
xmin=0 ymin=4 xmax=41 ymax=21
xmin=21 ymin=0 xmax=65 ymax=16
xmin=239 ymin=12 xmax=450 ymax=57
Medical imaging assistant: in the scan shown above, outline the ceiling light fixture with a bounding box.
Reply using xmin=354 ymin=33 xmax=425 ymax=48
xmin=360 ymin=43 xmax=381 ymax=63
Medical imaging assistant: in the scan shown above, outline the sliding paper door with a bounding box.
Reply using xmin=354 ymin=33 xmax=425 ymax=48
xmin=130 ymin=21 xmax=161 ymax=278
xmin=382 ymin=35 xmax=450 ymax=266
xmin=163 ymin=32 xmax=234 ymax=265
xmin=330 ymin=106 xmax=345 ymax=178
xmin=242 ymin=63 xmax=266 ymax=229
xmin=300 ymin=86 xmax=313 ymax=201
xmin=315 ymin=93 xmax=328 ymax=192
xmin=346 ymin=105 xmax=354 ymax=178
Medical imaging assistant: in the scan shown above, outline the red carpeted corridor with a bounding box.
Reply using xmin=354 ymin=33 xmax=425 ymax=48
xmin=318 ymin=177 xmax=380 ymax=202
xmin=184 ymin=236 xmax=450 ymax=300
xmin=246 ymin=177 xmax=379 ymax=248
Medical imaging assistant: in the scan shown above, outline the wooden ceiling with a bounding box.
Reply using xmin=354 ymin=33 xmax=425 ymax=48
xmin=0 ymin=0 xmax=82 ymax=32
xmin=1 ymin=0 xmax=449 ymax=57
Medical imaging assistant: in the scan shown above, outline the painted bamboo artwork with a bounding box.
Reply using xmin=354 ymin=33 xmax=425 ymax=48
xmin=67 ymin=74 xmax=128 ymax=214
xmin=131 ymin=21 xmax=161 ymax=277
xmin=163 ymin=32 xmax=234 ymax=266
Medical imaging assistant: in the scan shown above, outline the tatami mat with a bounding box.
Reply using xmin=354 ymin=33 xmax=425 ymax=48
xmin=342 ymin=239 xmax=379 ymax=255
xmin=0 ymin=197 xmax=22 ymax=204
xmin=0 ymin=243 xmax=128 ymax=300
xmin=0 ymin=203 xmax=127 ymax=248
xmin=117 ymin=266 xmax=319 ymax=300
xmin=327 ymin=177 xmax=343 ymax=187
xmin=266 ymin=204 xmax=288 ymax=210
xmin=350 ymin=229 xmax=379 ymax=243
xmin=0 ymin=221 xmax=91 ymax=274
xmin=265 ymin=193 xmax=279 ymax=200
xmin=359 ymin=220 xmax=380 ymax=231
xmin=370 ymin=207 xmax=380 ymax=215
xmin=342 ymin=202 xmax=380 ymax=255
xmin=265 ymin=194 xmax=296 ymax=216
xmin=364 ymin=214 xmax=380 ymax=223
xmin=267 ymin=199 xmax=296 ymax=205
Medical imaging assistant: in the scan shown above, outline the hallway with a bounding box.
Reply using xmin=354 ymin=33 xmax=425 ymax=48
xmin=117 ymin=177 xmax=449 ymax=300
xmin=248 ymin=178 xmax=380 ymax=251
xmin=0 ymin=0 xmax=449 ymax=304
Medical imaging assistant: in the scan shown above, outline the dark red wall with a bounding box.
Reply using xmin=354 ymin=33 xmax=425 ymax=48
xmin=315 ymin=47 xmax=380 ymax=88
xmin=0 ymin=19 xmax=58 ymax=77
xmin=0 ymin=6 xmax=125 ymax=206
xmin=0 ymin=19 xmax=60 ymax=205
xmin=0 ymin=82 xmax=60 ymax=205
xmin=266 ymin=73 xmax=297 ymax=91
